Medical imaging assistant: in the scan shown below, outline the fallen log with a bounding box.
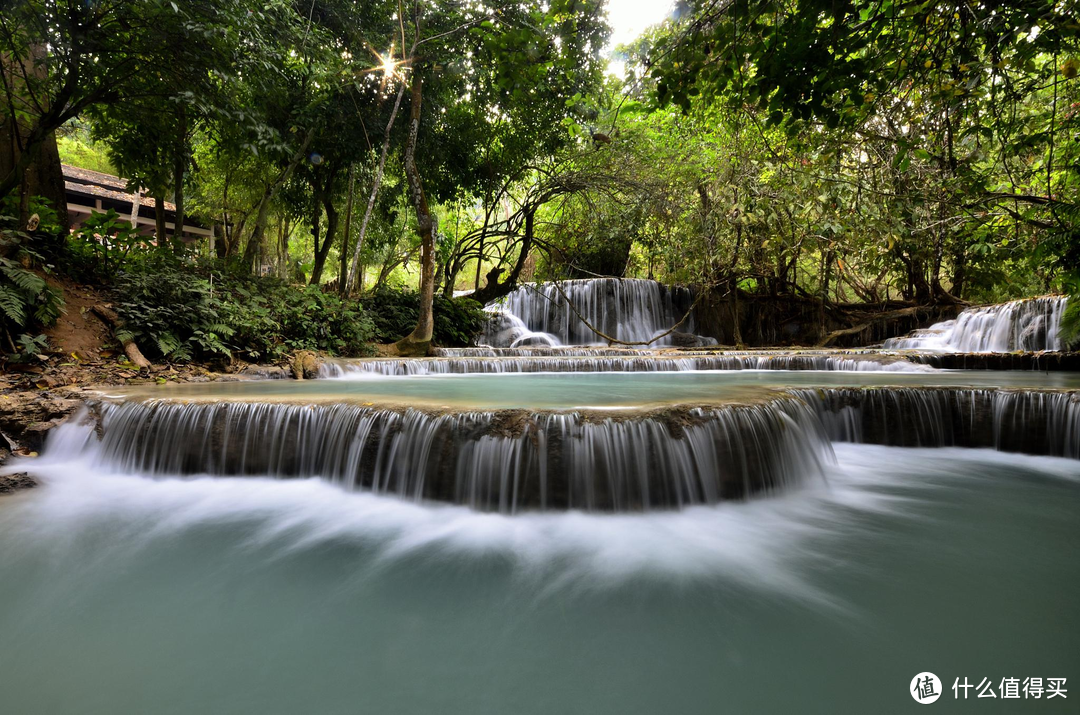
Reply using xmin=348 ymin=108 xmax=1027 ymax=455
xmin=90 ymin=304 xmax=152 ymax=369
xmin=816 ymin=323 xmax=872 ymax=347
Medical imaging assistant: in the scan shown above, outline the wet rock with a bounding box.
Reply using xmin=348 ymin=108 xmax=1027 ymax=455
xmin=290 ymin=351 xmax=322 ymax=380
xmin=668 ymin=331 xmax=711 ymax=348
xmin=0 ymin=391 xmax=82 ymax=452
xmin=0 ymin=472 xmax=36 ymax=495
xmin=238 ymin=365 xmax=292 ymax=380
xmin=908 ymin=352 xmax=1080 ymax=371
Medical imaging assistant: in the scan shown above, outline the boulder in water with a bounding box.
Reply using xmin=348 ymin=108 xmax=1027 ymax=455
xmin=0 ymin=471 xmax=36 ymax=495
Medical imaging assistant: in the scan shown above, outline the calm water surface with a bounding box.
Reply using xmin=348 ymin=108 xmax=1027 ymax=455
xmin=97 ymin=369 xmax=1080 ymax=409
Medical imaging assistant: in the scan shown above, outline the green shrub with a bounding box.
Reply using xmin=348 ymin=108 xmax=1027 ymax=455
xmin=113 ymin=258 xmax=374 ymax=362
xmin=361 ymin=288 xmax=487 ymax=346
xmin=66 ymin=209 xmax=149 ymax=280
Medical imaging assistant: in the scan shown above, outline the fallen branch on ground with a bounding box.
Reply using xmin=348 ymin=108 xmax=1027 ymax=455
xmin=90 ymin=305 xmax=152 ymax=369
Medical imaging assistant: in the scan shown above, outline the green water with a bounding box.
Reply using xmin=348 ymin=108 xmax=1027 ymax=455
xmin=98 ymin=369 xmax=1080 ymax=409
xmin=0 ymin=445 xmax=1077 ymax=714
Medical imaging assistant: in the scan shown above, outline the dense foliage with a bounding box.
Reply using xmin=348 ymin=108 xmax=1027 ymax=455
xmin=2 ymin=0 xmax=1077 ymax=355
xmin=111 ymin=259 xmax=374 ymax=363
xmin=1 ymin=0 xmax=610 ymax=352
xmin=636 ymin=0 xmax=1080 ymax=302
xmin=362 ymin=289 xmax=488 ymax=347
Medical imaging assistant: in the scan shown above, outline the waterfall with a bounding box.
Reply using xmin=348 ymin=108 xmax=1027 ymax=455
xmin=884 ymin=296 xmax=1068 ymax=352
xmin=483 ymin=278 xmax=716 ymax=347
xmin=320 ymin=352 xmax=936 ymax=377
xmin=793 ymin=387 xmax=1080 ymax=458
xmin=40 ymin=385 xmax=1080 ymax=512
xmin=51 ymin=399 xmax=833 ymax=513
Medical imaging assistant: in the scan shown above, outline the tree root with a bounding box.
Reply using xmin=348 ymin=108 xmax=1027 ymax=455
xmin=815 ymin=306 xmax=928 ymax=347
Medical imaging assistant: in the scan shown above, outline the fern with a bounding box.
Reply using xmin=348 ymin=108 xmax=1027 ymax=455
xmin=0 ymin=221 xmax=65 ymax=355
xmin=155 ymin=332 xmax=183 ymax=356
xmin=33 ymin=291 xmax=63 ymax=324
xmin=1 ymin=264 xmax=45 ymax=294
xmin=206 ymin=322 xmax=236 ymax=338
xmin=171 ymin=343 xmax=193 ymax=362
xmin=0 ymin=285 xmax=27 ymax=324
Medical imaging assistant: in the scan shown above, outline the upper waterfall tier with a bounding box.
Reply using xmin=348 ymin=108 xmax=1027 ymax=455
xmin=320 ymin=351 xmax=937 ymax=377
xmin=884 ymin=296 xmax=1068 ymax=352
xmin=482 ymin=278 xmax=716 ymax=348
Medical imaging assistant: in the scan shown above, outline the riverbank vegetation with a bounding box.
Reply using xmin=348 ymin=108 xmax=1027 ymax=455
xmin=1 ymin=0 xmax=1076 ymax=359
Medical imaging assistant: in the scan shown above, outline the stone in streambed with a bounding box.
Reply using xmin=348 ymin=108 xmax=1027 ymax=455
xmin=0 ymin=471 xmax=37 ymax=495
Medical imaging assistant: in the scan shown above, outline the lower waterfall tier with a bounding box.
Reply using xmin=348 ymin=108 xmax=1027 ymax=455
xmin=796 ymin=387 xmax=1079 ymax=457
xmin=46 ymin=385 xmax=1080 ymax=512
xmin=56 ymin=398 xmax=832 ymax=513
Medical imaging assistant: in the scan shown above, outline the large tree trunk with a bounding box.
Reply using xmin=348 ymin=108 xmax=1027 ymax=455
xmin=310 ymin=182 xmax=339 ymax=286
xmin=0 ymin=123 xmax=67 ymax=232
xmin=396 ymin=72 xmax=436 ymax=356
xmin=0 ymin=44 xmax=73 ymax=229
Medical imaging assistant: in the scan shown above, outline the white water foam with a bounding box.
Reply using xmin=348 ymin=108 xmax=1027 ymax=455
xmin=885 ymin=296 xmax=1068 ymax=352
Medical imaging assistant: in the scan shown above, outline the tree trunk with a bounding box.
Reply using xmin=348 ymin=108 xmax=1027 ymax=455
xmin=442 ymin=260 xmax=460 ymax=299
xmin=728 ymin=277 xmax=743 ymax=347
xmin=0 ymin=44 xmax=76 ymax=228
xmin=434 ymin=259 xmax=445 ymax=297
xmin=344 ymin=82 xmax=407 ymax=296
xmin=307 ymin=203 xmax=322 ymax=283
xmin=154 ymin=195 xmax=167 ymax=250
xmin=278 ymin=217 xmax=292 ymax=279
xmin=951 ymin=243 xmax=967 ymax=299
xmin=338 ymin=164 xmax=356 ymax=286
xmin=245 ymin=128 xmax=315 ymax=271
xmin=171 ymin=106 xmax=187 ymax=253
xmin=214 ymin=224 xmax=228 ymax=258
xmin=470 ymin=208 xmax=535 ymax=304
xmin=90 ymin=305 xmax=151 ymax=369
xmin=396 ymin=72 xmax=436 ymax=356
xmin=0 ymin=121 xmax=68 ymax=232
xmin=310 ymin=185 xmax=339 ymax=286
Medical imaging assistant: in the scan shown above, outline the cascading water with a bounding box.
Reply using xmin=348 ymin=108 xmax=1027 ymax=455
xmin=482 ymin=278 xmax=716 ymax=347
xmin=41 ymin=378 xmax=1080 ymax=515
xmin=793 ymin=387 xmax=1080 ymax=457
xmin=56 ymin=397 xmax=833 ymax=512
xmin=320 ymin=352 xmax=937 ymax=377
xmin=884 ymin=296 xmax=1069 ymax=351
